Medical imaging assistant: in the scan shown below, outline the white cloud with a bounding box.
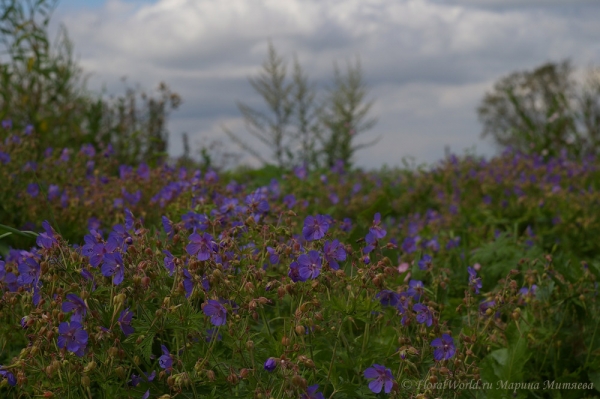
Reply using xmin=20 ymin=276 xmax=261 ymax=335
xmin=52 ymin=0 xmax=600 ymax=168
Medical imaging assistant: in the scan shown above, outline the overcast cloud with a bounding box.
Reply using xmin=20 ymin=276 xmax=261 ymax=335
xmin=52 ymin=0 xmax=600 ymax=169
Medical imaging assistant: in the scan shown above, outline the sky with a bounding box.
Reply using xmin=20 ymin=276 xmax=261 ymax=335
xmin=50 ymin=0 xmax=600 ymax=169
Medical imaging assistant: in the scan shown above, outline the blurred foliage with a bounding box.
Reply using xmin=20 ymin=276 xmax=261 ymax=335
xmin=478 ymin=59 xmax=600 ymax=158
xmin=0 ymin=0 xmax=181 ymax=166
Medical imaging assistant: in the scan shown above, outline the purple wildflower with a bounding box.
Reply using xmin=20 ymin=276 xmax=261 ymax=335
xmin=203 ymin=299 xmax=227 ymax=326
xmin=302 ymin=215 xmax=330 ymax=241
xmin=418 ymin=254 xmax=432 ymax=270
xmin=323 ymin=239 xmax=346 ymax=270
xmin=62 ymin=294 xmax=87 ymax=323
xmin=101 ymin=252 xmax=125 ymax=285
xmin=163 ymin=250 xmax=175 ymax=276
xmin=118 ymin=308 xmax=134 ymax=337
xmin=0 ymin=151 xmax=9 ymax=164
xmin=364 ymin=364 xmax=394 ymax=394
xmin=266 ymin=247 xmax=279 ymax=265
xmin=186 ymin=232 xmax=217 ymax=261
xmin=301 ymin=384 xmax=325 ymax=399
xmin=58 ymin=321 xmax=88 ymax=357
xmin=17 ymin=257 xmax=40 ymax=285
xmin=288 ymin=261 xmax=303 ymax=282
xmin=340 ymin=217 xmax=353 ymax=232
xmin=48 ymin=184 xmax=60 ymax=201
xmin=407 ymin=280 xmax=425 ymax=302
xmin=162 ymin=216 xmax=174 ymax=238
xmin=206 ymin=328 xmax=222 ymax=342
xmin=376 ymin=290 xmax=400 ymax=307
xmin=27 ymin=183 xmax=39 ymax=198
xmin=264 ymin=357 xmax=276 ymax=372
xmin=159 ymin=345 xmax=173 ymax=372
xmin=138 ymin=163 xmax=150 ymax=180
xmin=468 ymin=267 xmax=482 ymax=294
xmin=519 ymin=285 xmax=537 ymax=297
xmin=283 ymin=194 xmax=296 ymax=209
xmin=182 ymin=269 xmax=194 ymax=298
xmin=297 ymin=251 xmax=322 ymax=280
xmin=413 ymin=303 xmax=433 ymax=327
xmin=0 ymin=366 xmax=16 ymax=386
xmin=369 ymin=213 xmax=387 ymax=240
xmin=431 ymin=334 xmax=456 ymax=361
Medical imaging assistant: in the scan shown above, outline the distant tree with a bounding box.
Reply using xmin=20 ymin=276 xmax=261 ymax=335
xmin=223 ymin=41 xmax=295 ymax=167
xmin=477 ymin=60 xmax=600 ymax=157
xmin=225 ymin=42 xmax=378 ymax=169
xmin=317 ymin=58 xmax=379 ymax=169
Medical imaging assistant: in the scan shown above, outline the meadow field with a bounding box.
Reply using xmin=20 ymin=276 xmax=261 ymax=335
xmin=0 ymin=122 xmax=599 ymax=398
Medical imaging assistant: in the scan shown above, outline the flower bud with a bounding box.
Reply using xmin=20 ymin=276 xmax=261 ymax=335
xmin=291 ymin=375 xmax=307 ymax=390
xmin=83 ymin=361 xmax=96 ymax=373
xmin=206 ymin=370 xmax=216 ymax=381
xmin=240 ymin=368 xmax=249 ymax=379
xmin=81 ymin=375 xmax=90 ymax=387
xmin=115 ymin=366 xmax=125 ymax=379
xmin=281 ymin=336 xmax=290 ymax=346
xmin=246 ymin=341 xmax=254 ymax=350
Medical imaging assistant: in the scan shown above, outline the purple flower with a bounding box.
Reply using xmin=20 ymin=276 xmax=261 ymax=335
xmin=101 ymin=252 xmax=125 ymax=285
xmin=302 ymin=215 xmax=330 ymax=241
xmin=118 ymin=308 xmax=134 ymax=337
xmin=203 ymin=299 xmax=227 ymax=326
xmin=369 ymin=213 xmax=387 ymax=240
xmin=62 ymin=294 xmax=87 ymax=323
xmin=301 ymin=384 xmax=325 ymax=399
xmin=401 ymin=236 xmax=419 ymax=254
xmin=124 ymin=208 xmax=135 ymax=231
xmin=297 ymin=251 xmax=322 ymax=280
xmin=17 ymin=257 xmax=40 ymax=285
xmin=119 ymin=165 xmax=132 ymax=180
xmin=205 ymin=328 xmax=222 ymax=342
xmin=376 ymin=290 xmax=399 ymax=307
xmin=364 ymin=364 xmax=394 ymax=394
xmin=80 ymin=144 xmax=96 ymax=157
xmin=163 ymin=250 xmax=175 ymax=276
xmin=418 ymin=254 xmax=432 ymax=270
xmin=58 ymin=321 xmax=88 ymax=357
xmin=431 ymin=334 xmax=456 ymax=361
xmin=182 ymin=269 xmax=194 ymax=298
xmin=1 ymin=119 xmax=12 ymax=129
xmin=264 ymin=357 xmax=276 ymax=372
xmin=138 ymin=163 xmax=150 ymax=180
xmin=323 ymin=239 xmax=346 ymax=270
xmin=182 ymin=212 xmax=209 ymax=231
xmin=142 ymin=390 xmax=150 ymax=399
xmin=266 ymin=247 xmax=279 ymax=265
xmin=0 ymin=366 xmax=16 ymax=386
xmin=48 ymin=184 xmax=60 ymax=201
xmin=27 ymin=183 xmax=39 ymax=198
xmin=407 ymin=280 xmax=425 ymax=302
xmin=413 ymin=303 xmax=433 ymax=327
xmin=519 ymin=285 xmax=537 ymax=297
xmin=36 ymin=221 xmax=57 ymax=249
xmin=340 ymin=217 xmax=353 ymax=232
xmin=294 ymin=164 xmax=307 ymax=179
xmin=446 ymin=236 xmax=461 ymax=250
xmin=288 ymin=261 xmax=303 ymax=282
xmin=159 ymin=345 xmax=173 ymax=372
xmin=283 ymin=194 xmax=296 ymax=209
xmin=162 ymin=216 xmax=174 ymax=239
xmin=186 ymin=232 xmax=217 ymax=261
xmin=468 ymin=267 xmax=482 ymax=294
xmin=0 ymin=151 xmax=9 ymax=164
